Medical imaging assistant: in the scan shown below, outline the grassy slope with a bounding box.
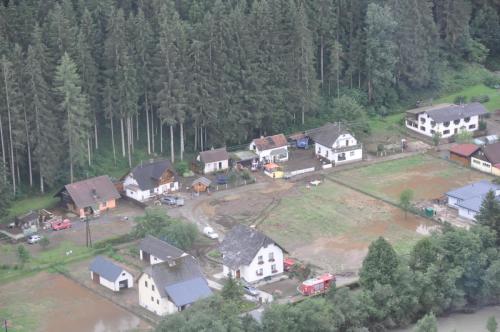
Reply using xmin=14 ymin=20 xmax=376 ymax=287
xmin=435 ymin=84 xmax=500 ymax=112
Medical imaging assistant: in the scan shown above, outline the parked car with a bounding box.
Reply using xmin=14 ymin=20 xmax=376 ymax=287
xmin=27 ymin=234 xmax=42 ymax=244
xmin=51 ymin=219 xmax=72 ymax=231
xmin=203 ymin=226 xmax=219 ymax=240
xmin=161 ymin=196 xmax=185 ymax=206
xmin=242 ymin=283 xmax=259 ymax=297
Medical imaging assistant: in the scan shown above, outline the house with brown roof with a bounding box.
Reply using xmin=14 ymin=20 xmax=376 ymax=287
xmin=449 ymin=144 xmax=480 ymax=167
xmin=197 ymin=147 xmax=229 ymax=174
xmin=471 ymin=142 xmax=500 ymax=176
xmin=55 ymin=175 xmax=120 ymax=218
xmin=249 ymin=134 xmax=288 ymax=163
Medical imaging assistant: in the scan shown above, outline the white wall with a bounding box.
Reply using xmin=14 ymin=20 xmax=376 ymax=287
xmin=447 ymin=196 xmax=462 ymax=209
xmin=255 ymin=147 xmax=288 ymax=163
xmin=314 ymin=141 xmax=362 ymax=164
xmin=204 ymin=160 xmax=229 ymax=174
xmin=138 ymin=273 xmax=178 ymax=316
xmin=471 ymin=157 xmax=492 ymax=174
xmin=223 ymin=243 xmax=284 ymax=283
xmin=458 ymin=207 xmax=477 ymax=220
xmin=91 ymin=270 xmax=133 ymax=292
xmin=406 ymin=113 xmax=480 ymax=138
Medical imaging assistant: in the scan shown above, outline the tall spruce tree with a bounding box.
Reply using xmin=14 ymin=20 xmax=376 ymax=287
xmin=53 ymin=52 xmax=91 ymax=183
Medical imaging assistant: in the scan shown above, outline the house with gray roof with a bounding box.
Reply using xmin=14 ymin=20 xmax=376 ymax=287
xmin=307 ymin=123 xmax=363 ymax=165
xmin=197 ymin=147 xmax=229 ymax=174
xmin=89 ymin=256 xmax=133 ymax=292
xmin=220 ymin=224 xmax=285 ymax=283
xmin=139 ymin=235 xmax=187 ymax=265
xmin=123 ymin=159 xmax=178 ymax=202
xmin=446 ymin=180 xmax=500 ymax=220
xmin=471 ymin=142 xmax=500 ymax=175
xmin=138 ymin=255 xmax=212 ymax=316
xmin=405 ymin=102 xmax=487 ymax=139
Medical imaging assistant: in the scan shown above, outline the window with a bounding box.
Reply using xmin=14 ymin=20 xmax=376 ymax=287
xmin=268 ymin=252 xmax=274 ymax=262
xmin=122 ymin=272 xmax=125 ymax=276
xmin=420 ymin=126 xmax=426 ymax=131
xmin=431 ymin=121 xmax=436 ymax=127
xmin=317 ymin=147 xmax=321 ymax=154
xmin=453 ymin=119 xmax=460 ymax=125
xmin=473 ymin=160 xmax=480 ymax=165
xmin=338 ymin=153 xmax=346 ymax=161
xmin=420 ymin=118 xmax=426 ymax=124
xmin=256 ymin=268 xmax=263 ymax=276
xmin=430 ymin=130 xmax=435 ymax=135
xmin=350 ymin=151 xmax=355 ymax=157
xmin=151 ymin=296 xmax=154 ymax=302
xmin=469 ymin=124 xmax=476 ymax=130
xmin=345 ymin=139 xmax=349 ymax=147
xmin=145 ymin=281 xmax=148 ymax=288
xmin=152 ymin=285 xmax=155 ymax=291
xmin=443 ymin=130 xmax=450 ymax=135
xmin=464 ymin=117 xmax=470 ymax=123
xmin=325 ymin=150 xmax=329 ymax=158
xmin=258 ymin=255 xmax=264 ymax=264
xmin=483 ymin=162 xmax=490 ymax=167
xmin=157 ymin=299 xmax=160 ymax=305
xmin=271 ymin=264 xmax=277 ymax=273
xmin=444 ymin=122 xmax=450 ymax=127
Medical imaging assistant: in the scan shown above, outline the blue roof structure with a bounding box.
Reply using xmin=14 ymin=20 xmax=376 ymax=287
xmin=447 ymin=180 xmax=500 ymax=213
xmin=90 ymin=256 xmax=125 ymax=281
xmin=164 ymin=277 xmax=212 ymax=307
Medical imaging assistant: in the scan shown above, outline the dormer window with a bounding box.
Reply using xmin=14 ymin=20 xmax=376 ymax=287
xmin=444 ymin=122 xmax=450 ymax=127
xmin=464 ymin=117 xmax=470 ymax=123
xmin=453 ymin=119 xmax=460 ymax=125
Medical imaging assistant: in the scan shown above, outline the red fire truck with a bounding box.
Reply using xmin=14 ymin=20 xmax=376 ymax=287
xmin=298 ymin=273 xmax=335 ymax=296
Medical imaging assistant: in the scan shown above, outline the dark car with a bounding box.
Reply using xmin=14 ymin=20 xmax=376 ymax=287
xmin=216 ymin=175 xmax=228 ymax=185
xmin=161 ymin=195 xmax=184 ymax=206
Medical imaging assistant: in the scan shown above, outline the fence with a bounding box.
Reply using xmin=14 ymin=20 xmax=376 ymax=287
xmin=210 ymin=178 xmax=257 ymax=192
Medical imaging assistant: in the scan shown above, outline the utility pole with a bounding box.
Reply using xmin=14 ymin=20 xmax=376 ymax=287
xmin=4 ymin=319 xmax=7 ymax=332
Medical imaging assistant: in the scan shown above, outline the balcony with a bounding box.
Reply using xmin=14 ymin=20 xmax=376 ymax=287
xmin=268 ymin=258 xmax=275 ymax=262
xmin=331 ymin=144 xmax=362 ymax=154
xmin=258 ymin=260 xmax=264 ymax=265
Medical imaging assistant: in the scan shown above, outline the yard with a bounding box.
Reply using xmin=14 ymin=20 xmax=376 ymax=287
xmin=0 ymin=271 xmax=150 ymax=332
xmin=334 ymin=154 xmax=492 ymax=204
xmin=257 ymin=180 xmax=433 ymax=272
xmin=435 ymin=83 xmax=500 ymax=112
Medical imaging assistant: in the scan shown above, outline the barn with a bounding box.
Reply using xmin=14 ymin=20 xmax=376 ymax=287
xmin=89 ymin=256 xmax=134 ymax=292
xmin=192 ymin=177 xmax=211 ymax=193
xmin=449 ymin=144 xmax=480 ymax=167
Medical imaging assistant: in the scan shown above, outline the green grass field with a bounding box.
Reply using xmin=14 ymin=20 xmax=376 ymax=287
xmin=435 ymin=84 xmax=500 ymax=112
xmin=336 ymin=154 xmax=492 ymax=204
xmin=4 ymin=193 xmax=58 ymax=223
xmin=259 ymin=180 xmax=431 ymax=270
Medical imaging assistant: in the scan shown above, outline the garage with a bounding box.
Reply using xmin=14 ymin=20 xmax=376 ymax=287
xmin=89 ymin=256 xmax=134 ymax=292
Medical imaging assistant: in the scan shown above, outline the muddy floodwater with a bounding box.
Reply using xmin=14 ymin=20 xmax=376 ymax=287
xmin=397 ymin=306 xmax=500 ymax=332
xmin=0 ymin=272 xmax=150 ymax=332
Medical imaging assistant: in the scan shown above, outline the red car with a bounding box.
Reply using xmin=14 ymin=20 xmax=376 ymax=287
xmin=51 ymin=219 xmax=72 ymax=231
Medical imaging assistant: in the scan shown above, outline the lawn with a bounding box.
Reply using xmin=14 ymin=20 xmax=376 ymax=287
xmin=435 ymin=84 xmax=500 ymax=112
xmin=259 ymin=180 xmax=432 ymax=271
xmin=4 ymin=193 xmax=58 ymax=223
xmin=335 ymin=154 xmax=492 ymax=204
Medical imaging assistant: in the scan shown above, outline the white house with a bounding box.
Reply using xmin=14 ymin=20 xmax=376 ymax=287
xmin=471 ymin=142 xmax=500 ymax=176
xmin=139 ymin=235 xmax=187 ymax=265
xmin=123 ymin=159 xmax=178 ymax=202
xmin=446 ymin=180 xmax=500 ymax=220
xmin=249 ymin=134 xmax=288 ymax=163
xmin=220 ymin=224 xmax=285 ymax=283
xmin=405 ymin=103 xmax=487 ymax=139
xmin=307 ymin=123 xmax=363 ymax=165
xmin=138 ymin=255 xmax=213 ymax=316
xmin=89 ymin=256 xmax=133 ymax=292
xmin=197 ymin=148 xmax=230 ymax=174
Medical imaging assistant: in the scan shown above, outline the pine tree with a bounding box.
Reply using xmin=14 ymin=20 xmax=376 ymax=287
xmin=476 ymin=190 xmax=500 ymax=245
xmin=0 ymin=161 xmax=11 ymax=220
xmin=360 ymin=237 xmax=399 ymax=289
xmin=25 ymin=44 xmax=58 ymax=192
xmin=365 ymin=3 xmax=398 ymax=112
xmin=53 ymin=52 xmax=91 ymax=183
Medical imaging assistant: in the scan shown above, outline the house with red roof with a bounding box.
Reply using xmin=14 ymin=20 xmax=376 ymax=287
xmin=449 ymin=144 xmax=480 ymax=167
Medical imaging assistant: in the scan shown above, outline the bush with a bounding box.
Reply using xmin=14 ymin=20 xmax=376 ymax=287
xmin=453 ymin=95 xmax=467 ymax=104
xmin=94 ymin=233 xmax=135 ymax=249
xmin=241 ymin=170 xmax=251 ymax=181
xmin=175 ymin=160 xmax=189 ymax=175
xmin=484 ymin=75 xmax=500 ymax=89
xmin=479 ymin=120 xmax=487 ymax=131
xmin=470 ymin=95 xmax=490 ymax=103
xmin=17 ymin=245 xmax=30 ymax=264
xmin=39 ymin=237 xmax=50 ymax=250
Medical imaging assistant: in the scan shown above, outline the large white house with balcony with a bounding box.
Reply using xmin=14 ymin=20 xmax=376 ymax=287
xmin=220 ymin=225 xmax=285 ymax=284
xmin=307 ymin=123 xmax=363 ymax=165
xmin=405 ymin=103 xmax=487 ymax=139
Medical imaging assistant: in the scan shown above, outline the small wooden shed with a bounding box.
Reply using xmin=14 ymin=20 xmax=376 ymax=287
xmin=192 ymin=177 xmax=212 ymax=193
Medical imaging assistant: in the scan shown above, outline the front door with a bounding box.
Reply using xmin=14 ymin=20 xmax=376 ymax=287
xmin=236 ymin=270 xmax=240 ymax=279
xmin=218 ymin=161 xmax=222 ymax=169
xmin=119 ymin=279 xmax=128 ymax=289
xmin=93 ymin=273 xmax=100 ymax=284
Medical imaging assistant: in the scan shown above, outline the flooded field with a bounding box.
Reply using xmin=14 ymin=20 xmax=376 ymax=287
xmin=397 ymin=306 xmax=500 ymax=332
xmin=0 ymin=272 xmax=150 ymax=332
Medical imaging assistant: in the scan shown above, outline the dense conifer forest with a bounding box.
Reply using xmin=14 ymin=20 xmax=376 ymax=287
xmin=0 ymin=0 xmax=499 ymax=193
